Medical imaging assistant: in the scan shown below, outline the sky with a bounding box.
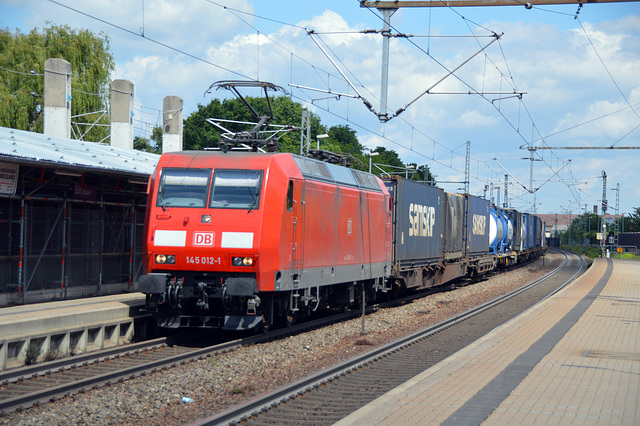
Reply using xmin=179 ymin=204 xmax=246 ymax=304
xmin=1 ymin=0 xmax=639 ymax=217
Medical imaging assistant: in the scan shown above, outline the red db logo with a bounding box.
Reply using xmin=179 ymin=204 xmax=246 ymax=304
xmin=193 ymin=232 xmax=214 ymax=246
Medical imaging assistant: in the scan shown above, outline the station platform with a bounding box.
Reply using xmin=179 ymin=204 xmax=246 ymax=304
xmin=0 ymin=293 xmax=147 ymax=370
xmin=337 ymin=258 xmax=639 ymax=425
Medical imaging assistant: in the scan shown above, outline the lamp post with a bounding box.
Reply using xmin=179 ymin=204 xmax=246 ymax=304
xmin=368 ymin=152 xmax=379 ymax=173
xmin=405 ymin=164 xmax=414 ymax=179
xmin=316 ymin=133 xmax=329 ymax=150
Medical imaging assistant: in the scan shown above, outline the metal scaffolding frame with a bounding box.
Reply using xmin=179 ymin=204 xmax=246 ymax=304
xmin=1 ymin=165 xmax=147 ymax=303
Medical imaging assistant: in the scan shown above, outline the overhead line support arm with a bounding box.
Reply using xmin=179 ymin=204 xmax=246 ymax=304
xmin=361 ymin=0 xmax=637 ymax=8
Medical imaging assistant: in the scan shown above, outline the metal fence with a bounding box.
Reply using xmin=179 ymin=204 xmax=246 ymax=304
xmin=1 ymin=167 xmax=147 ymax=302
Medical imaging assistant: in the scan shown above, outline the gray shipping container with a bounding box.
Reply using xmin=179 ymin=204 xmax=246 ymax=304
xmin=535 ymin=216 xmax=543 ymax=247
xmin=506 ymin=209 xmax=523 ymax=252
xmin=444 ymin=193 xmax=465 ymax=259
xmin=466 ymin=195 xmax=490 ymax=255
xmin=384 ymin=177 xmax=444 ymax=269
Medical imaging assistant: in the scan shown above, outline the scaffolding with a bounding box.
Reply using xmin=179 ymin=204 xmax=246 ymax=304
xmin=1 ymin=165 xmax=147 ymax=303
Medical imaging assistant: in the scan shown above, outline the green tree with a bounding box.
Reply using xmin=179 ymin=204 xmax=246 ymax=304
xmin=0 ymin=24 xmax=114 ymax=141
xmin=134 ymin=126 xmax=162 ymax=154
xmin=369 ymin=146 xmax=405 ymax=175
xmin=328 ymin=125 xmax=362 ymax=156
xmin=407 ymin=163 xmax=436 ymax=185
xmin=562 ymin=212 xmax=600 ymax=246
xmin=625 ymin=207 xmax=640 ymax=232
xmin=183 ymin=94 xmax=430 ymax=179
xmin=183 ymin=96 xmax=325 ymax=152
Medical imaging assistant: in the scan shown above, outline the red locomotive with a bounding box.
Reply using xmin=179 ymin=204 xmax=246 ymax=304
xmin=138 ymin=81 xmax=546 ymax=332
xmin=139 ymin=151 xmax=393 ymax=330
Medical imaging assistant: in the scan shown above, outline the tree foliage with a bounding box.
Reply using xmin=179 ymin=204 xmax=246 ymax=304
xmin=184 ymin=95 xmax=324 ymax=152
xmin=625 ymin=207 xmax=640 ymax=232
xmin=563 ymin=212 xmax=601 ymax=246
xmin=0 ymin=24 xmax=114 ymax=141
xmin=134 ymin=126 xmax=162 ymax=154
xmin=409 ymin=163 xmax=437 ymax=186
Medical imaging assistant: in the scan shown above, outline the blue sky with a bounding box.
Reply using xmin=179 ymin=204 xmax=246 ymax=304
xmin=1 ymin=0 xmax=639 ymax=217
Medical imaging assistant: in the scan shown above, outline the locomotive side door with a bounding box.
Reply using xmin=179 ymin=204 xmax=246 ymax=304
xmin=287 ymin=179 xmax=305 ymax=286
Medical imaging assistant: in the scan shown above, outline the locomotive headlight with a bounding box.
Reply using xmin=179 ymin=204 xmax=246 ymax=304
xmin=155 ymin=254 xmax=176 ymax=264
xmin=201 ymin=214 xmax=211 ymax=223
xmin=232 ymin=256 xmax=253 ymax=266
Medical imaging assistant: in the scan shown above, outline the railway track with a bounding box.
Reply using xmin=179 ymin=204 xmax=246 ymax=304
xmin=0 ymin=251 xmax=579 ymax=419
xmin=0 ymin=266 xmax=498 ymax=415
xmin=0 ymin=302 xmax=385 ymax=414
xmin=194 ymin=250 xmax=586 ymax=425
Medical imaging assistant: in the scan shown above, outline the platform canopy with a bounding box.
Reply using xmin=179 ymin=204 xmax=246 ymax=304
xmin=0 ymin=126 xmax=159 ymax=178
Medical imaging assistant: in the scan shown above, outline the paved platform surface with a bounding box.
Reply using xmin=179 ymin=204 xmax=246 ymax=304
xmin=337 ymin=258 xmax=639 ymax=425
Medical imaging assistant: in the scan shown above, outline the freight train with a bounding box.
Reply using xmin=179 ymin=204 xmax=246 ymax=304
xmin=138 ymin=151 xmax=546 ymax=331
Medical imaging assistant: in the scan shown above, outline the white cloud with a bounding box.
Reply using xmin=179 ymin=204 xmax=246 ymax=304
xmin=3 ymin=1 xmax=639 ymax=213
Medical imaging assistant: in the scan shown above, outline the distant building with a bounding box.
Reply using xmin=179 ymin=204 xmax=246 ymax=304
xmin=537 ymin=213 xmax=622 ymax=238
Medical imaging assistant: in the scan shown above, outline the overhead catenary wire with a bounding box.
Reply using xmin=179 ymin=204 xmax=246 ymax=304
xmin=41 ymin=0 xmax=634 ymax=211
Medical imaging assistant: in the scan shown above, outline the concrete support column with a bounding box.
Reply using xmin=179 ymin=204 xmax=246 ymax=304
xmin=162 ymin=96 xmax=183 ymax=153
xmin=43 ymin=58 xmax=72 ymax=139
xmin=110 ymin=80 xmax=134 ymax=150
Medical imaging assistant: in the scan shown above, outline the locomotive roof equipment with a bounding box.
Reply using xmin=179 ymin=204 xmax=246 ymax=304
xmin=204 ymin=80 xmax=298 ymax=153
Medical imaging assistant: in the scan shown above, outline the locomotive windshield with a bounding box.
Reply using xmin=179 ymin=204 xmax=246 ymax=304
xmin=210 ymin=169 xmax=263 ymax=210
xmin=157 ymin=168 xmax=211 ymax=208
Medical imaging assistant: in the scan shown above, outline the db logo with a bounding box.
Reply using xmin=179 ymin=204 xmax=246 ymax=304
xmin=193 ymin=232 xmax=215 ymax=246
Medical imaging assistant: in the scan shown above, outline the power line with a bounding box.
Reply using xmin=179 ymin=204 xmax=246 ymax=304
xmin=47 ymin=0 xmax=253 ymax=81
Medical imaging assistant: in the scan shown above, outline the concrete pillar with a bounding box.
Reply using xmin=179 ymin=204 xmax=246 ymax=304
xmin=43 ymin=58 xmax=72 ymax=139
xmin=162 ymin=96 xmax=183 ymax=153
xmin=110 ymin=79 xmax=134 ymax=150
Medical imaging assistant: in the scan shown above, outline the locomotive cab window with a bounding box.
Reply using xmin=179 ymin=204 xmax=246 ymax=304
xmin=210 ymin=169 xmax=263 ymax=210
xmin=157 ymin=168 xmax=211 ymax=208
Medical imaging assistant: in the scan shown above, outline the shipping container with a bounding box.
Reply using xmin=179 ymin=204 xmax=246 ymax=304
xmin=526 ymin=213 xmax=536 ymax=249
xmin=444 ymin=193 xmax=465 ymax=260
xmin=384 ymin=177 xmax=444 ymax=269
xmin=534 ymin=216 xmax=543 ymax=247
xmin=506 ymin=209 xmax=524 ymax=252
xmin=519 ymin=212 xmax=527 ymax=251
xmin=466 ymin=195 xmax=490 ymax=255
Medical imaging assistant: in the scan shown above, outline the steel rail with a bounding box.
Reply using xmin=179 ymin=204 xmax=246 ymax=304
xmin=0 ymin=337 xmax=170 ymax=385
xmin=0 ymin=337 xmax=247 ymax=413
xmin=0 ymin=251 xmax=569 ymax=417
xmin=0 ymin=307 xmax=376 ymax=413
xmin=194 ymin=250 xmax=583 ymax=425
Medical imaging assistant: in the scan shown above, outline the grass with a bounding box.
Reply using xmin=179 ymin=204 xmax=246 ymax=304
xmin=562 ymin=244 xmax=638 ymax=260
xmin=24 ymin=343 xmax=41 ymax=365
xmin=562 ymin=244 xmax=600 ymax=258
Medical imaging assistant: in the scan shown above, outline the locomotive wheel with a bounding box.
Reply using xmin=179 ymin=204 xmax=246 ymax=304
xmin=258 ymin=314 xmax=270 ymax=334
xmin=284 ymin=311 xmax=296 ymax=328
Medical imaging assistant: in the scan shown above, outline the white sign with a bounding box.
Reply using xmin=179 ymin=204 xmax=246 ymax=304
xmin=0 ymin=162 xmax=18 ymax=196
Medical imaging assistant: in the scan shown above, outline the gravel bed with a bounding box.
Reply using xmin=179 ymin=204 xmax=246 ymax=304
xmin=1 ymin=252 xmax=566 ymax=425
